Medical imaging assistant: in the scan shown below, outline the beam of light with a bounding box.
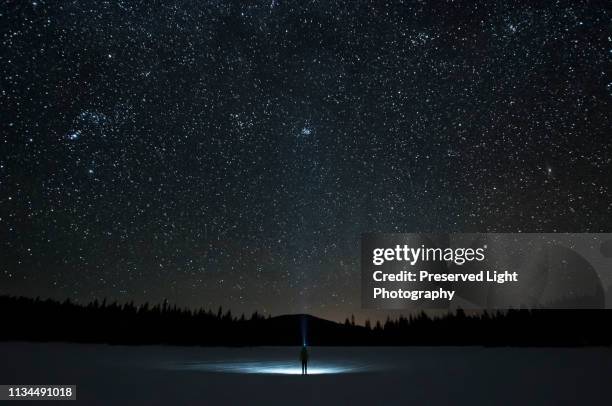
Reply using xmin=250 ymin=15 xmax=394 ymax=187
xmin=301 ymin=316 xmax=307 ymax=346
xmin=174 ymin=361 xmax=365 ymax=375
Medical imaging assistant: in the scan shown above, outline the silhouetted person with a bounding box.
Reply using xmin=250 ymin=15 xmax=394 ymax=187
xmin=300 ymin=345 xmax=309 ymax=375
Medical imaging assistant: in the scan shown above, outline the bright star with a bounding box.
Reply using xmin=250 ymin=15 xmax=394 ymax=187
xmin=67 ymin=130 xmax=81 ymax=140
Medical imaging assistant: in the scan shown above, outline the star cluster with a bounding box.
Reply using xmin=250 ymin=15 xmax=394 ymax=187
xmin=1 ymin=0 xmax=610 ymax=319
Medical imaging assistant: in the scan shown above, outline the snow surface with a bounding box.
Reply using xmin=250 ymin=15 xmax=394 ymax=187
xmin=1 ymin=343 xmax=611 ymax=405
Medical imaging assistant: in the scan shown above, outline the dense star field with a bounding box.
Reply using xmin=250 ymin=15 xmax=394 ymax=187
xmin=1 ymin=1 xmax=611 ymax=319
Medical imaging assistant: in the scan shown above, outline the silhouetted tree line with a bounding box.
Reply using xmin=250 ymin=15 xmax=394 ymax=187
xmin=1 ymin=295 xmax=611 ymax=347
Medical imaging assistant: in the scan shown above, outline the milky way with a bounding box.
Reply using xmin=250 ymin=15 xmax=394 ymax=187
xmin=1 ymin=1 xmax=610 ymax=320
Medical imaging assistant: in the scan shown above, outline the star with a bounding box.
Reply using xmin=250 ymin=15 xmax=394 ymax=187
xmin=300 ymin=126 xmax=312 ymax=136
xmin=67 ymin=130 xmax=81 ymax=140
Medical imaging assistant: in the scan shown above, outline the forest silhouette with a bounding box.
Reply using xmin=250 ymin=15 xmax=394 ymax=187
xmin=1 ymin=295 xmax=610 ymax=347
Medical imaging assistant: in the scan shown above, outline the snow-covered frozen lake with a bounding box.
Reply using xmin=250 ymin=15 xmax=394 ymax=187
xmin=1 ymin=343 xmax=610 ymax=405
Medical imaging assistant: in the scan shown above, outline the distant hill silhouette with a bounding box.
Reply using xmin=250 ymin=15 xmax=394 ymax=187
xmin=1 ymin=295 xmax=611 ymax=347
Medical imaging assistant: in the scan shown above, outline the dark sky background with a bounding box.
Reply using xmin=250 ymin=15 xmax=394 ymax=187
xmin=1 ymin=0 xmax=611 ymax=321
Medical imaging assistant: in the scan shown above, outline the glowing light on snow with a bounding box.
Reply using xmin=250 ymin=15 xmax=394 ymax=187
xmin=175 ymin=361 xmax=364 ymax=375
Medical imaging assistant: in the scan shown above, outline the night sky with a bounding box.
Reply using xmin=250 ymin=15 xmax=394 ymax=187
xmin=1 ymin=1 xmax=611 ymax=321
